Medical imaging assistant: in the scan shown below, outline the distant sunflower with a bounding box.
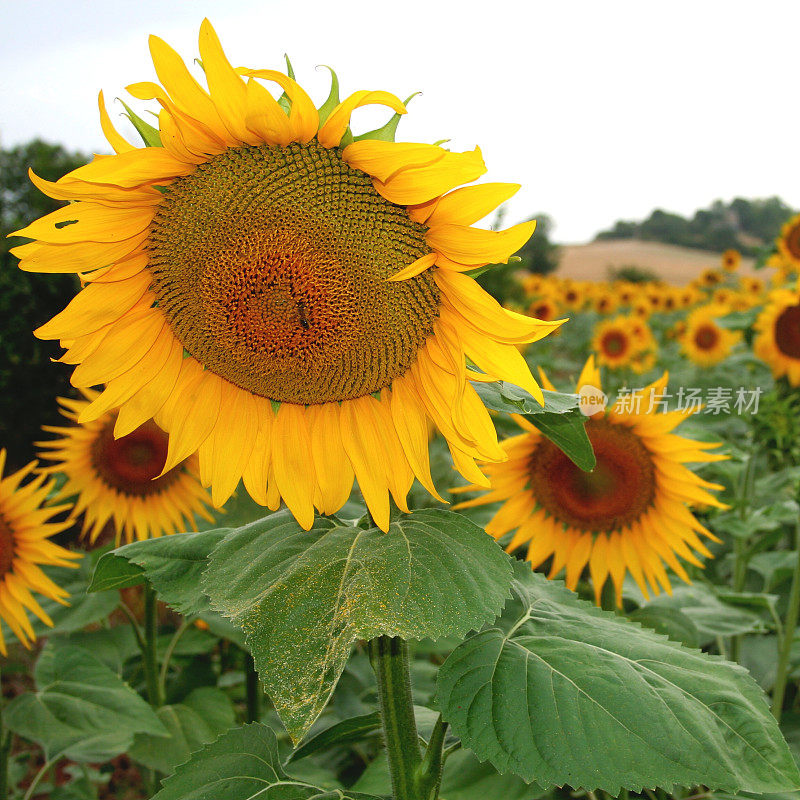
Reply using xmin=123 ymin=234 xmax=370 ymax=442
xmin=0 ymin=451 xmax=80 ymax=655
xmin=681 ymin=304 xmax=740 ymax=367
xmin=528 ymin=296 xmax=560 ymax=322
xmin=12 ymin=21 xmax=561 ymax=531
xmin=38 ymin=392 xmax=213 ymax=544
xmin=753 ymin=288 xmax=800 ymax=385
xmin=740 ymin=276 xmax=764 ymax=296
xmin=453 ymin=357 xmax=727 ymax=604
xmin=560 ymin=282 xmax=587 ymax=311
xmin=592 ymin=317 xmax=636 ymax=369
xmin=698 ymin=268 xmax=724 ymax=289
xmin=721 ymin=249 xmax=741 ymax=272
xmin=777 ymin=214 xmax=800 ymax=268
xmin=593 ymin=290 xmax=618 ymax=315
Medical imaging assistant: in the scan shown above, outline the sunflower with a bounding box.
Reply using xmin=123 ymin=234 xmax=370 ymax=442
xmin=753 ymin=288 xmax=800 ymax=385
xmin=528 ymin=295 xmax=560 ymax=322
xmin=38 ymin=392 xmax=214 ymax=544
xmin=0 ymin=451 xmax=80 ymax=655
xmin=453 ymin=357 xmax=727 ymax=604
xmin=593 ymin=289 xmax=618 ymax=315
xmin=698 ymin=268 xmax=724 ymax=289
xmin=740 ymin=276 xmax=764 ymax=296
xmin=592 ymin=316 xmax=637 ymax=369
xmin=777 ymin=214 xmax=800 ymax=269
xmin=721 ymin=249 xmax=741 ymax=272
xmin=681 ymin=304 xmax=741 ymax=367
xmin=560 ymin=281 xmax=587 ymax=311
xmin=11 ymin=21 xmax=562 ymax=532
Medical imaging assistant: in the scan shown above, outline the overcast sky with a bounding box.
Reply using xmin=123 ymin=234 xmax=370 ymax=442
xmin=2 ymin=0 xmax=798 ymax=242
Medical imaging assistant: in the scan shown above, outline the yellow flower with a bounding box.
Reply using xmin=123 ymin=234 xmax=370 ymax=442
xmin=453 ymin=357 xmax=727 ymax=604
xmin=560 ymin=281 xmax=588 ymax=311
xmin=592 ymin=316 xmax=637 ymax=369
xmin=721 ymin=249 xmax=741 ymax=272
xmin=592 ymin=289 xmax=618 ymax=315
xmin=777 ymin=214 xmax=800 ymax=268
xmin=11 ymin=21 xmax=561 ymax=532
xmin=38 ymin=392 xmax=214 ymax=544
xmin=698 ymin=268 xmax=724 ymax=288
xmin=681 ymin=304 xmax=741 ymax=367
xmin=0 ymin=451 xmax=80 ymax=655
xmin=753 ymin=288 xmax=800 ymax=385
xmin=527 ymin=295 xmax=561 ymax=322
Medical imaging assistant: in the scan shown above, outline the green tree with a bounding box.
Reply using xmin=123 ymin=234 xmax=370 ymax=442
xmin=0 ymin=140 xmax=87 ymax=470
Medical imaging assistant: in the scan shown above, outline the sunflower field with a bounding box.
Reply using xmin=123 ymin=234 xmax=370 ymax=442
xmin=4 ymin=17 xmax=800 ymax=800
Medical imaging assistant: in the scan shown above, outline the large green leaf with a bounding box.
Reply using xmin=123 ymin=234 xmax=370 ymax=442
xmin=89 ymin=528 xmax=230 ymax=614
xmin=472 ymin=382 xmax=578 ymax=415
xmin=526 ymin=410 xmax=596 ymax=470
xmin=3 ymin=644 xmax=167 ymax=762
xmin=437 ymin=564 xmax=800 ymax=793
xmin=152 ymin=723 xmax=381 ymax=800
xmin=128 ymin=687 xmax=236 ymax=774
xmin=202 ymin=509 xmax=513 ymax=742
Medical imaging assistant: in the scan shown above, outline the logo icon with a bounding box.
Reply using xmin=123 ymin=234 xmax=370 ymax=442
xmin=578 ymin=384 xmax=607 ymax=417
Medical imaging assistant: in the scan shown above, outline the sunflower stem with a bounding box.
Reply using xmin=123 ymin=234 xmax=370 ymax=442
xmin=143 ymin=585 xmax=163 ymax=708
xmin=158 ymin=617 xmax=190 ymax=702
xmin=369 ymin=636 xmax=425 ymax=800
xmin=0 ymin=666 xmax=10 ymax=800
xmin=244 ymin=652 xmax=261 ymax=723
xmin=771 ymin=517 xmax=800 ymax=720
xmin=730 ymin=453 xmax=754 ymax=663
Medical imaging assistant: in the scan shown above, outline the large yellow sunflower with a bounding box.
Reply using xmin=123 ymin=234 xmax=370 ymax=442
xmin=11 ymin=21 xmax=561 ymax=532
xmin=38 ymin=392 xmax=214 ymax=544
xmin=0 ymin=451 xmax=80 ymax=655
xmin=453 ymin=357 xmax=727 ymax=604
xmin=753 ymin=287 xmax=800 ymax=385
xmin=681 ymin=303 xmax=740 ymax=367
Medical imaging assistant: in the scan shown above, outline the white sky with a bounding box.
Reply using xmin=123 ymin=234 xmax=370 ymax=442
xmin=2 ymin=0 xmax=798 ymax=242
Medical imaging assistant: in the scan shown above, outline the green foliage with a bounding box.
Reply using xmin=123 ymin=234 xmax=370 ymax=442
xmin=595 ymin=196 xmax=795 ymax=255
xmin=437 ymin=564 xmax=800 ymax=793
xmin=201 ymin=509 xmax=514 ymax=742
xmin=128 ymin=687 xmax=237 ymax=775
xmin=152 ymin=723 xmax=381 ymax=800
xmin=0 ymin=139 xmax=87 ymax=469
xmin=606 ymin=263 xmax=660 ymax=283
xmin=3 ymin=644 xmax=167 ymax=762
xmin=516 ymin=213 xmax=560 ymax=276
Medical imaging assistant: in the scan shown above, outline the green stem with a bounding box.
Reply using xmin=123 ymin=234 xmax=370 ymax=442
xmin=22 ymin=755 xmax=58 ymax=800
xmin=730 ymin=454 xmax=754 ymax=663
xmin=772 ymin=519 xmax=800 ymax=721
xmin=369 ymin=636 xmax=423 ymax=800
xmin=244 ymin=652 xmax=261 ymax=724
xmin=0 ymin=666 xmax=10 ymax=800
xmin=416 ymin=715 xmax=447 ymax=800
xmin=143 ymin=585 xmax=162 ymax=708
xmin=158 ymin=618 xmax=190 ymax=702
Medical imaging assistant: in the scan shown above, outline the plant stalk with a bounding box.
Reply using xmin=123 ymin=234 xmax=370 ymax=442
xmin=143 ymin=585 xmax=162 ymax=708
xmin=730 ymin=454 xmax=754 ymax=663
xmin=369 ymin=636 xmax=424 ymax=800
xmin=772 ymin=518 xmax=800 ymax=721
xmin=0 ymin=666 xmax=10 ymax=800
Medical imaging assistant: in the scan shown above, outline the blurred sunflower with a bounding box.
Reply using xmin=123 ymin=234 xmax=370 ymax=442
xmin=528 ymin=295 xmax=560 ymax=322
xmin=12 ymin=21 xmax=561 ymax=531
xmin=592 ymin=317 xmax=636 ymax=369
xmin=740 ymin=276 xmax=764 ymax=296
xmin=521 ymin=274 xmax=545 ymax=297
xmin=453 ymin=357 xmax=727 ymax=604
xmin=681 ymin=304 xmax=740 ymax=367
xmin=754 ymin=288 xmax=800 ymax=385
xmin=0 ymin=451 xmax=80 ymax=655
xmin=38 ymin=392 xmax=214 ymax=544
xmin=560 ymin=282 xmax=587 ymax=311
xmin=777 ymin=214 xmax=800 ymax=269
xmin=721 ymin=249 xmax=741 ymax=272
xmin=698 ymin=268 xmax=724 ymax=289
xmin=593 ymin=289 xmax=618 ymax=315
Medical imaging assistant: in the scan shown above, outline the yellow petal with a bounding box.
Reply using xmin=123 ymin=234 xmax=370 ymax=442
xmin=426 ymin=220 xmax=535 ymax=266
xmin=98 ymin=90 xmax=134 ymax=154
xmin=342 ymin=141 xmax=446 ymax=183
xmin=427 ymin=183 xmax=520 ymax=227
xmin=317 ymin=90 xmax=406 ymax=149
xmin=388 ymin=253 xmax=436 ymax=282
xmin=65 ymin=147 xmax=193 ymax=188
xmin=244 ymin=78 xmax=294 ymax=146
xmin=14 ymin=233 xmax=149 ymax=274
xmin=271 ymin=403 xmax=316 ymax=530
xmin=307 ymin=403 xmax=354 ymax=515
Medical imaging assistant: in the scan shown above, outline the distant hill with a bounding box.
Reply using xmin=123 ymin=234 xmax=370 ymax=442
xmin=558 ymin=240 xmax=758 ymax=286
xmin=594 ymin=197 xmax=794 ymax=255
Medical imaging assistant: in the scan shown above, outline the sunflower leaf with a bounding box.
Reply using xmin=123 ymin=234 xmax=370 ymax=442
xmin=118 ymin=99 xmax=161 ymax=147
xmin=472 ymin=381 xmax=579 ymax=415
xmin=89 ymin=528 xmax=230 ymax=615
xmin=200 ymin=508 xmax=514 ymax=743
xmin=525 ymin=409 xmax=596 ymax=471
xmin=152 ymin=723 xmax=381 ymax=800
xmin=437 ymin=563 xmax=800 ymax=794
xmin=3 ymin=643 xmax=167 ymax=762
